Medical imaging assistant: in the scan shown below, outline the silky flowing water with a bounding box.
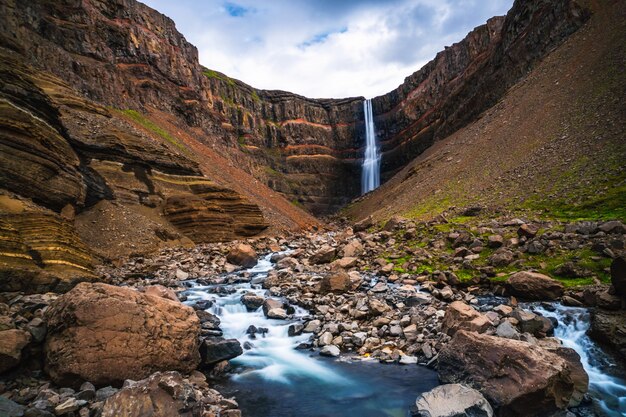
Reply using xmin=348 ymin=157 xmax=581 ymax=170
xmin=532 ymin=304 xmax=626 ymax=416
xmin=183 ymin=253 xmax=438 ymax=417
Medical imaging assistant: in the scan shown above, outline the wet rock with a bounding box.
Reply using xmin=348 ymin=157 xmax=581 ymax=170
xmin=589 ymin=310 xmax=626 ymax=363
xmin=441 ymin=301 xmax=492 ymax=336
xmin=288 ymin=323 xmax=304 ymax=337
xmin=414 ymin=384 xmax=493 ymax=417
xmin=240 ymin=292 xmax=264 ymax=310
xmin=0 ymin=329 xmax=31 ymax=373
xmin=262 ymin=298 xmax=284 ymax=316
xmin=267 ymin=308 xmax=288 ymax=319
xmin=439 ymin=330 xmax=588 ymax=416
xmin=226 ymin=244 xmax=257 ymax=268
xmin=319 ymin=345 xmax=340 ymax=357
xmin=44 ymin=283 xmax=200 ymax=386
xmin=200 ymin=338 xmax=243 ymax=366
xmin=505 ymin=271 xmax=564 ymax=301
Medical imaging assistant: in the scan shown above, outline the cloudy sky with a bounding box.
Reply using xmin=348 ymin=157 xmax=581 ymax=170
xmin=141 ymin=0 xmax=513 ymax=99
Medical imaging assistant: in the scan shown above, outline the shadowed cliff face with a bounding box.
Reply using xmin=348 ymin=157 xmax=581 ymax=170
xmin=0 ymin=0 xmax=589 ymax=216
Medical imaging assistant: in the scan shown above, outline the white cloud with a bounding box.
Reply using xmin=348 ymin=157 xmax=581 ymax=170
xmin=141 ymin=0 xmax=513 ymax=98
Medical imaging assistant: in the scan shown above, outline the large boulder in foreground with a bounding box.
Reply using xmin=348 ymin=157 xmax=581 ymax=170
xmin=414 ymin=384 xmax=493 ymax=417
xmin=226 ymin=243 xmax=257 ymax=268
xmin=101 ymin=371 xmax=240 ymax=417
xmin=438 ymin=330 xmax=587 ymax=416
xmin=505 ymin=271 xmax=564 ymax=300
xmin=441 ymin=301 xmax=492 ymax=336
xmin=44 ymin=283 xmax=201 ymax=386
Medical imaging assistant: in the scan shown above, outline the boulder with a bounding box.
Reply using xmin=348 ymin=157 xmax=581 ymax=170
xmin=0 ymin=397 xmax=25 ymax=417
xmin=319 ymin=345 xmax=340 ymax=357
xmin=414 ymin=384 xmax=493 ymax=417
xmin=611 ymin=256 xmax=626 ymax=298
xmin=101 ymin=371 xmax=238 ymax=417
xmin=226 ymin=244 xmax=257 ymax=268
xmin=441 ymin=301 xmax=492 ymax=336
xmin=262 ymin=298 xmax=284 ymax=316
xmin=333 ymin=257 xmax=358 ymax=269
xmin=320 ymin=271 xmax=352 ymax=294
xmin=310 ymin=245 xmax=336 ymax=264
xmin=44 ymin=283 xmax=200 ymax=386
xmin=240 ymin=292 xmax=264 ymax=311
xmin=200 ymin=338 xmax=243 ymax=366
xmin=0 ymin=329 xmax=31 ymax=374
xmin=505 ymin=271 xmax=564 ymax=300
xmin=342 ymin=240 xmax=364 ymax=257
xmin=589 ymin=310 xmax=626 ymax=364
xmin=439 ymin=330 xmax=588 ymax=416
xmin=517 ymin=224 xmax=538 ymax=238
xmin=353 ymin=216 xmax=373 ymax=232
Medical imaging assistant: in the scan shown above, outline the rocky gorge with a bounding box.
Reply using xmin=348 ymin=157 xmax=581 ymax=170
xmin=1 ymin=0 xmax=625 ymax=416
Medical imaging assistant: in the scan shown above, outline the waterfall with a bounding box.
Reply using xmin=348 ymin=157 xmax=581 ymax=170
xmin=533 ymin=304 xmax=626 ymax=416
xmin=361 ymin=99 xmax=381 ymax=194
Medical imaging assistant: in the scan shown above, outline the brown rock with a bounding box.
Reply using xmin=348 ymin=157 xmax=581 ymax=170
xmin=226 ymin=244 xmax=257 ymax=268
xmin=441 ymin=301 xmax=492 ymax=336
xmin=44 ymin=283 xmax=200 ymax=387
xmin=142 ymin=285 xmax=178 ymax=302
xmin=320 ymin=271 xmax=352 ymax=294
xmin=517 ymin=224 xmax=539 ymax=238
xmin=439 ymin=330 xmax=588 ymax=416
xmin=0 ymin=329 xmax=31 ymax=374
xmin=101 ymin=371 xmax=231 ymax=417
xmin=310 ymin=245 xmax=336 ymax=264
xmin=505 ymin=271 xmax=564 ymax=301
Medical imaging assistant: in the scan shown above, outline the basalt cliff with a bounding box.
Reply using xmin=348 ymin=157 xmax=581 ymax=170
xmin=0 ymin=0 xmax=591 ymax=290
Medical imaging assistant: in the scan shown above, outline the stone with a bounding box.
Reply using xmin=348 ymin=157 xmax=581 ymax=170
xmin=441 ymin=301 xmax=492 ymax=336
xmin=399 ymin=355 xmax=418 ymax=365
xmin=240 ymin=292 xmax=265 ymax=310
xmin=174 ymin=269 xmax=189 ymax=280
xmin=599 ymin=220 xmax=626 ymax=234
xmin=318 ymin=332 xmax=333 ymax=346
xmin=496 ymin=321 xmax=520 ymax=340
xmin=143 ymin=285 xmax=178 ymax=302
xmin=505 ymin=271 xmax=564 ymax=301
xmin=561 ymin=295 xmax=583 ymax=307
xmin=266 ymin=308 xmax=288 ymax=319
xmin=487 ymin=235 xmax=504 ymax=248
xmin=488 ymin=249 xmax=514 ymax=267
xmin=439 ymin=330 xmax=588 ymax=416
xmin=414 ymin=384 xmax=493 ymax=417
xmin=353 ymin=216 xmax=373 ymax=232
xmin=0 ymin=329 xmax=31 ymax=374
xmin=610 ymin=256 xmax=626 ymax=298
xmin=0 ymin=397 xmax=25 ymax=417
xmin=226 ymin=244 xmax=257 ymax=268
xmin=319 ymin=345 xmax=340 ymax=357
xmin=595 ymin=290 xmax=622 ymax=310
xmin=333 ymin=257 xmax=358 ymax=269
xmin=320 ymin=271 xmax=352 ymax=294
xmin=369 ymin=299 xmax=391 ymax=316
xmin=517 ymin=224 xmax=539 ymax=238
xmin=303 ymin=320 xmax=321 ymax=333
xmin=44 ymin=283 xmax=200 ymax=386
xmin=342 ymin=240 xmax=364 ymax=257
xmin=200 ymin=338 xmax=243 ymax=366
xmin=310 ymin=245 xmax=336 ymax=264
xmin=262 ymin=298 xmax=284 ymax=316
xmin=54 ymin=398 xmax=84 ymax=415
xmin=589 ymin=310 xmax=626 ymax=363
xmin=101 ymin=371 xmax=233 ymax=417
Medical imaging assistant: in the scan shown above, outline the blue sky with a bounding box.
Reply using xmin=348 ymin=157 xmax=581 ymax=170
xmin=141 ymin=0 xmax=513 ymax=98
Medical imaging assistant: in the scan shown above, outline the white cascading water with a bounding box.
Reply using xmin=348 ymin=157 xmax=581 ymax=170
xmin=361 ymin=98 xmax=381 ymax=194
xmin=183 ymin=253 xmax=349 ymax=385
xmin=534 ymin=304 xmax=626 ymax=416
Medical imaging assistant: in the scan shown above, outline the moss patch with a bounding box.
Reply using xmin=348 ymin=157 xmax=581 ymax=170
xmin=116 ymin=109 xmax=187 ymax=153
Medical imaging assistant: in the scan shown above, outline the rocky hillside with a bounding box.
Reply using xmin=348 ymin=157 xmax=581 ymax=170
xmin=347 ymin=0 xmax=625 ymax=224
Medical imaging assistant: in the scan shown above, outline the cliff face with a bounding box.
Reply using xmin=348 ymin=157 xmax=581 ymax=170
xmin=0 ymin=0 xmax=591 ymax=290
